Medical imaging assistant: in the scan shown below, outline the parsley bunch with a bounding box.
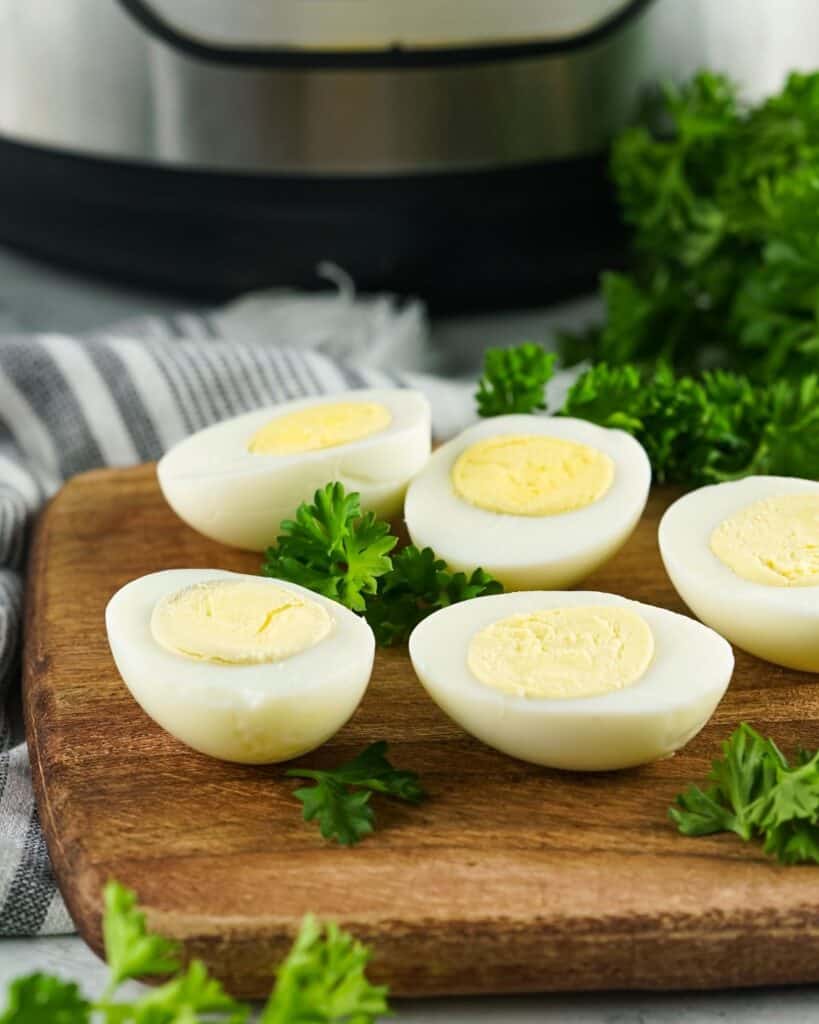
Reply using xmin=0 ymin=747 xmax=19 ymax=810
xmin=365 ymin=546 xmax=503 ymax=646
xmin=671 ymin=723 xmax=819 ymax=864
xmin=473 ymin=340 xmax=819 ymax=485
xmin=562 ymin=362 xmax=819 ymax=484
xmin=1 ymin=882 xmax=388 ymax=1024
xmin=263 ymin=483 xmax=502 ymax=643
xmin=475 ymin=344 xmax=556 ymax=417
xmin=288 ymin=741 xmax=426 ymax=846
xmin=561 ymin=71 xmax=819 ymax=379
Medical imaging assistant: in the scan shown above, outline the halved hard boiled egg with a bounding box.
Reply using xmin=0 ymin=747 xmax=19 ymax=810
xmin=404 ymin=415 xmax=650 ymax=589
xmin=158 ymin=389 xmax=431 ymax=550
xmin=409 ymin=591 xmax=733 ymax=770
xmin=660 ymin=476 xmax=819 ymax=671
xmin=106 ymin=570 xmax=374 ymax=763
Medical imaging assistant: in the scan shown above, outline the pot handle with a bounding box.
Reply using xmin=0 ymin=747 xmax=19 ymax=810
xmin=116 ymin=0 xmax=655 ymax=70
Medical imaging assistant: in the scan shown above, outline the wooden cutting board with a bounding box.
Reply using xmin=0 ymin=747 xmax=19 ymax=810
xmin=23 ymin=464 xmax=819 ymax=999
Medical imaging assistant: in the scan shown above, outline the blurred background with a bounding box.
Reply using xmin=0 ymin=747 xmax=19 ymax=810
xmin=0 ymin=0 xmax=815 ymax=341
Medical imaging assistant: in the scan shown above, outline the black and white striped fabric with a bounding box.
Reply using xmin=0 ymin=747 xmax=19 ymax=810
xmin=0 ymin=317 xmax=475 ymax=937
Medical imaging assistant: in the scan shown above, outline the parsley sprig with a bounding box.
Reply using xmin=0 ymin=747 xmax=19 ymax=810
xmin=561 ymin=71 xmax=819 ymax=379
xmin=473 ymin=341 xmax=819 ymax=485
xmin=101 ymin=881 xmax=181 ymax=995
xmin=287 ymin=741 xmax=426 ymax=846
xmin=1 ymin=881 xmax=388 ymax=1023
xmin=262 ymin=483 xmax=396 ymax=613
xmin=562 ymin=362 xmax=819 ymax=484
xmin=263 ymin=483 xmax=502 ymax=642
xmin=365 ymin=546 xmax=503 ymax=646
xmin=1 ymin=975 xmax=90 ymax=1024
xmin=261 ymin=915 xmax=388 ymax=1024
xmin=671 ymin=723 xmax=819 ymax=864
xmin=475 ymin=343 xmax=556 ymax=417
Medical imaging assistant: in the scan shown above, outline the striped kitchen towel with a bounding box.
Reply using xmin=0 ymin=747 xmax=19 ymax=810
xmin=0 ymin=293 xmax=478 ymax=937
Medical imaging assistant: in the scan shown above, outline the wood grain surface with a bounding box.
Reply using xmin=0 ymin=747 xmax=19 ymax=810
xmin=23 ymin=464 xmax=819 ymax=998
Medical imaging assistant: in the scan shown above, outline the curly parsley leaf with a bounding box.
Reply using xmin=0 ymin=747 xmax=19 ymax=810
xmin=261 ymin=915 xmax=389 ymax=1024
xmin=763 ymin=821 xmax=819 ymax=866
xmin=291 ymin=778 xmax=375 ymax=848
xmin=755 ymin=374 xmax=819 ymax=478
xmin=262 ymin=483 xmax=501 ymax=645
xmin=262 ymin=483 xmax=397 ymax=612
xmin=471 ymin=340 xmax=819 ymax=485
xmin=668 ymin=784 xmax=737 ymax=838
xmin=561 ymin=361 xmax=819 ymax=484
xmin=671 ymin=724 xmax=819 ymax=865
xmin=3 ymin=884 xmax=388 ymax=1024
xmin=121 ymin=961 xmax=248 ymax=1024
xmin=365 ymin=545 xmax=503 ymax=646
xmin=102 ymin=881 xmax=181 ymax=991
xmin=475 ymin=343 xmax=556 ymax=417
xmin=287 ymin=741 xmax=426 ymax=846
xmin=671 ymin=723 xmax=784 ymax=841
xmin=320 ymin=740 xmax=426 ymax=802
xmin=0 ymin=975 xmax=90 ymax=1024
xmin=749 ymin=749 xmax=819 ymax=832
xmin=561 ymin=70 xmax=819 ymax=379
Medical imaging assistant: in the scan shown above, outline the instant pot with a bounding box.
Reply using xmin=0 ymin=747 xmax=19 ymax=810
xmin=0 ymin=0 xmax=694 ymax=308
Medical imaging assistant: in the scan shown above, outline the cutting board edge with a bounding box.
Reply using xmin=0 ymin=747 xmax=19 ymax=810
xmin=23 ymin=484 xmax=99 ymax=953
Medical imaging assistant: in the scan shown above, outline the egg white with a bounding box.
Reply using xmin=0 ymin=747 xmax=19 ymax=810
xmin=659 ymin=475 xmax=819 ymax=672
xmin=105 ymin=570 xmax=375 ymax=764
xmin=403 ymin=415 xmax=651 ymax=590
xmin=157 ymin=389 xmax=431 ymax=551
xmin=408 ymin=591 xmax=733 ymax=771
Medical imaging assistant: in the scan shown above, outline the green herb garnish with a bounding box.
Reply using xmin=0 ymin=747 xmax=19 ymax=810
xmin=671 ymin=723 xmax=819 ymax=864
xmin=365 ymin=545 xmax=503 ymax=646
xmin=1 ymin=882 xmax=388 ymax=1023
xmin=0 ymin=975 xmax=90 ymax=1024
xmin=561 ymin=71 xmax=819 ymax=379
xmin=261 ymin=914 xmax=389 ymax=1024
xmin=475 ymin=343 xmax=556 ymax=417
xmin=562 ymin=362 xmax=819 ymax=484
xmin=262 ymin=482 xmax=397 ymax=612
xmin=474 ymin=341 xmax=819 ymax=484
xmin=287 ymin=741 xmax=426 ymax=847
xmin=263 ymin=483 xmax=502 ymax=640
xmin=101 ymin=881 xmax=181 ymax=994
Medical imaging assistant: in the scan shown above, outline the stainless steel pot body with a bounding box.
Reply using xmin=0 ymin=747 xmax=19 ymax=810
xmin=9 ymin=0 xmax=808 ymax=305
xmin=0 ymin=0 xmax=671 ymax=175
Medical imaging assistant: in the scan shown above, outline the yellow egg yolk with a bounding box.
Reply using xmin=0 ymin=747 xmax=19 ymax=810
xmin=247 ymin=401 xmax=391 ymax=454
xmin=467 ymin=605 xmax=654 ymax=699
xmin=451 ymin=434 xmax=614 ymax=516
xmin=710 ymin=493 xmax=819 ymax=587
xmin=150 ymin=580 xmax=332 ymax=664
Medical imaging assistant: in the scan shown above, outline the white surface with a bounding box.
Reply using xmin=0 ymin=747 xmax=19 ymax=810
xmin=3 ymin=936 xmax=819 ymax=1021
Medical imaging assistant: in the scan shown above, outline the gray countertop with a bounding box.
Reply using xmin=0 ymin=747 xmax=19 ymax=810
xmin=1 ymin=243 xmax=816 ymax=1021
